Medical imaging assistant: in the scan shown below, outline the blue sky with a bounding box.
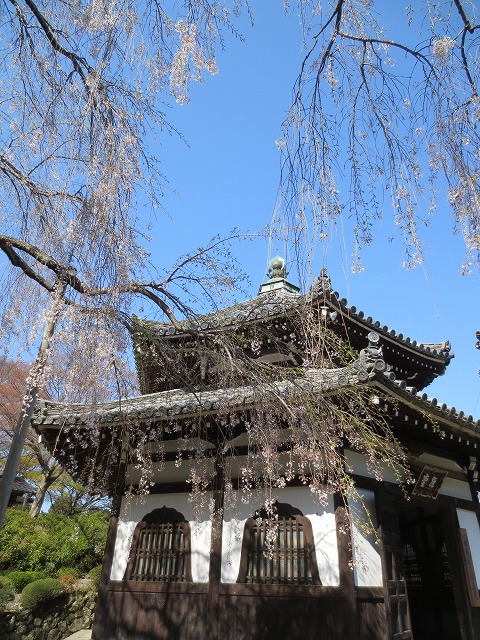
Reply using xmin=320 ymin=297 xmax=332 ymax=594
xmin=145 ymin=3 xmax=480 ymax=417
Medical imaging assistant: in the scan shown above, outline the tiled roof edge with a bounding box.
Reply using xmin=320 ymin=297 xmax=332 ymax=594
xmin=33 ymin=336 xmax=387 ymax=428
xmin=373 ymin=368 xmax=480 ymax=430
xmin=131 ymin=275 xmax=452 ymax=363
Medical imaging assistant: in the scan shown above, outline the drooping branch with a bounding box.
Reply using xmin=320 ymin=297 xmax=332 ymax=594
xmin=0 ymin=234 xmax=201 ymax=331
xmin=11 ymin=0 xmax=93 ymax=82
xmin=295 ymin=0 xmax=344 ymax=101
xmin=0 ymin=154 xmax=74 ymax=200
xmin=0 ymin=238 xmax=54 ymax=292
xmin=454 ymin=0 xmax=474 ymax=32
xmin=279 ymin=0 xmax=480 ymax=271
xmin=458 ymin=24 xmax=479 ymax=97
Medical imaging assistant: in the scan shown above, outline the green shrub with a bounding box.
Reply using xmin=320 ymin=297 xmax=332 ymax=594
xmin=88 ymin=565 xmax=102 ymax=588
xmin=20 ymin=578 xmax=66 ymax=610
xmin=0 ymin=507 xmax=109 ymax=574
xmin=57 ymin=566 xmax=80 ymax=580
xmin=0 ymin=509 xmax=51 ymax=571
xmin=0 ymin=576 xmax=14 ymax=608
xmin=7 ymin=570 xmax=47 ymax=593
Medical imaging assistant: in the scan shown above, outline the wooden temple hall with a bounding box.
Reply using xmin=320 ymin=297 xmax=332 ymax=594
xmin=32 ymin=261 xmax=480 ymax=640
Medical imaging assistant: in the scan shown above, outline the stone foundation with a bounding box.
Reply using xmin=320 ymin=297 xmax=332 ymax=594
xmin=0 ymin=586 xmax=96 ymax=640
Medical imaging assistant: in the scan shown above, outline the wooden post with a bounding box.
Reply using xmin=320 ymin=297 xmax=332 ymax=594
xmin=206 ymin=444 xmax=225 ymax=640
xmin=0 ymin=275 xmax=67 ymax=528
xmin=334 ymin=492 xmax=359 ymax=640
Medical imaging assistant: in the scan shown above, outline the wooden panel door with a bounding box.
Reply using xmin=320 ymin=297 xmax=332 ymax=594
xmin=376 ymin=495 xmax=413 ymax=640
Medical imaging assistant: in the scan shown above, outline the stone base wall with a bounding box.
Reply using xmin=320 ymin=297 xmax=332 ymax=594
xmin=0 ymin=587 xmax=96 ymax=640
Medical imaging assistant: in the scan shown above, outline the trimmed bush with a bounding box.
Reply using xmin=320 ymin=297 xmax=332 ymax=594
xmin=20 ymin=578 xmax=66 ymax=610
xmin=0 ymin=575 xmax=14 ymax=608
xmin=88 ymin=565 xmax=102 ymax=588
xmin=7 ymin=570 xmax=47 ymax=593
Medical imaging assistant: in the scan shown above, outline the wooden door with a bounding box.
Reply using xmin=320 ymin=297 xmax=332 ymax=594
xmin=399 ymin=507 xmax=462 ymax=640
xmin=376 ymin=495 xmax=413 ymax=640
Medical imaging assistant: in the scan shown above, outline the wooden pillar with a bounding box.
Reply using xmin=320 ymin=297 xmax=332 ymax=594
xmin=92 ymin=449 xmax=126 ymax=640
xmin=91 ymin=507 xmax=120 ymax=639
xmin=206 ymin=447 xmax=225 ymax=640
xmin=334 ymin=492 xmax=359 ymax=640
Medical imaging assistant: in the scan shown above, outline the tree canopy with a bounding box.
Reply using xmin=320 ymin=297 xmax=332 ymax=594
xmin=275 ymin=0 xmax=480 ymax=275
xmin=0 ymin=357 xmax=108 ymax=516
xmin=0 ymin=1 xmax=478 ymax=526
xmin=1 ymin=1 xmax=479 ymax=385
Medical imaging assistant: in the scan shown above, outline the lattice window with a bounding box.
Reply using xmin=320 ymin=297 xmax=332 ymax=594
xmin=237 ymin=502 xmax=321 ymax=585
xmin=402 ymin=540 xmax=453 ymax=598
xmin=124 ymin=506 xmax=192 ymax=582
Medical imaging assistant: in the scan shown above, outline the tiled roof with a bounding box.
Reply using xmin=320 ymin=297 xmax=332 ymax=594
xmin=34 ymin=365 xmax=370 ymax=428
xmin=9 ymin=476 xmax=35 ymax=494
xmin=35 ymin=332 xmax=386 ymax=428
xmin=375 ymin=372 xmax=480 ymax=431
xmin=32 ymin=332 xmax=477 ymax=433
xmin=133 ymin=270 xmax=452 ymax=364
xmin=133 ymin=287 xmax=300 ymax=336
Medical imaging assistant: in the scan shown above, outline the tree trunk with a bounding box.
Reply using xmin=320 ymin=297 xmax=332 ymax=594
xmin=29 ymin=467 xmax=63 ymax=518
xmin=0 ymin=278 xmax=66 ymax=528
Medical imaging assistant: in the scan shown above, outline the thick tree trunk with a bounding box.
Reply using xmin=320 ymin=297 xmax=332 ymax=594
xmin=29 ymin=466 xmax=63 ymax=518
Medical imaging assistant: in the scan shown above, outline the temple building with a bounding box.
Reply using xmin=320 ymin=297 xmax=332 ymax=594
xmin=33 ymin=262 xmax=480 ymax=640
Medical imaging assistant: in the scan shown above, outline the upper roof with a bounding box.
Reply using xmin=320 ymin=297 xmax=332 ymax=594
xmin=133 ymin=268 xmax=453 ymax=394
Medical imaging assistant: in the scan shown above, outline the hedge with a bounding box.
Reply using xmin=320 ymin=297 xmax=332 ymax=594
xmin=88 ymin=565 xmax=103 ymax=588
xmin=20 ymin=578 xmax=66 ymax=610
xmin=7 ymin=570 xmax=47 ymax=593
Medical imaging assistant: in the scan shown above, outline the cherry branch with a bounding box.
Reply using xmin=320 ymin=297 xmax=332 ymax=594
xmin=13 ymin=0 xmax=93 ymax=79
xmin=0 ymin=234 xmax=188 ymax=332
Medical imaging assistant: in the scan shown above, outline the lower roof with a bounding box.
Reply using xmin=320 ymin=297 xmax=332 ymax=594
xmin=31 ymin=331 xmax=480 ymax=494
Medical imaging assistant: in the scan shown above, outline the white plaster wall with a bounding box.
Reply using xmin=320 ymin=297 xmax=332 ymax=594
xmin=439 ymin=478 xmax=472 ymax=501
xmin=349 ymin=489 xmax=383 ymax=587
xmin=416 ymin=453 xmax=465 ymax=474
xmin=344 ymin=450 xmax=401 ymax=484
xmin=457 ymin=508 xmax=480 ymax=589
xmin=125 ymin=457 xmax=215 ymax=485
xmin=221 ymin=486 xmax=340 ymax=586
xmin=346 ymin=449 xmax=472 ymax=501
xmin=110 ymin=492 xmax=212 ymax=582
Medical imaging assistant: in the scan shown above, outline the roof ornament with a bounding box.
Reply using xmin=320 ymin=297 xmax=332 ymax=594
xmin=258 ymin=256 xmax=300 ymax=295
xmin=268 ymin=256 xmax=287 ymax=279
xmin=355 ymin=331 xmax=388 ymax=382
xmin=313 ymin=268 xmax=332 ymax=293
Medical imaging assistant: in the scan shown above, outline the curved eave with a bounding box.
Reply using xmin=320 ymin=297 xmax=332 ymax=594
xmin=131 ymin=287 xmax=302 ymax=339
xmin=370 ymin=373 xmax=480 ymax=438
xmin=330 ymin=297 xmax=452 ymax=364
xmin=33 ymin=362 xmax=373 ymax=431
xmin=131 ymin=280 xmax=452 ymax=370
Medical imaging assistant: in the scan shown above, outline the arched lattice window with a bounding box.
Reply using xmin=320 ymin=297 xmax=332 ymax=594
xmin=124 ymin=506 xmax=192 ymax=582
xmin=237 ymin=502 xmax=321 ymax=585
